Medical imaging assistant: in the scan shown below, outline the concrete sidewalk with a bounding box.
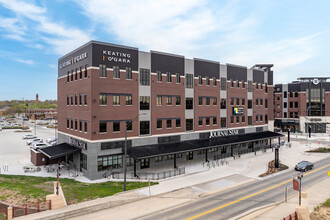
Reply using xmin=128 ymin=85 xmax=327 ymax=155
xmin=238 ymin=177 xmax=330 ymax=220
xmin=15 ymin=140 xmax=330 ymax=220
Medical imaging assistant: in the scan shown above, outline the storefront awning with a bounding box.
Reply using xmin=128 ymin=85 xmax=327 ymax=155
xmin=39 ymin=143 xmax=81 ymax=159
xmin=128 ymin=131 xmax=284 ymax=159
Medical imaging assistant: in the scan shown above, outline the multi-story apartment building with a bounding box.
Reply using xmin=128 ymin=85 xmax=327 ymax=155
xmin=274 ymin=77 xmax=330 ymax=133
xmin=33 ymin=41 xmax=283 ymax=180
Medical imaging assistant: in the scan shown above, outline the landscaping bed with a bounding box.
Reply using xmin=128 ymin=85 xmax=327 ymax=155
xmin=0 ymin=175 xmax=157 ymax=206
xmin=259 ymin=160 xmax=289 ymax=177
xmin=311 ymin=198 xmax=330 ymax=220
xmin=306 ymin=147 xmax=330 ymax=153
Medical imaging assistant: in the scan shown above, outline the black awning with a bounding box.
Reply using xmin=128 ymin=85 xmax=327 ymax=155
xmin=128 ymin=131 xmax=284 ymax=159
xmin=39 ymin=143 xmax=81 ymax=159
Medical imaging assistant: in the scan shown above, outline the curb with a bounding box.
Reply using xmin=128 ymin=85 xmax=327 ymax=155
xmin=228 ymin=202 xmax=281 ymax=220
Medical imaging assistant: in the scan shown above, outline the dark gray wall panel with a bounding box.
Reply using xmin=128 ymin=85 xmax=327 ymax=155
xmin=253 ymin=69 xmax=264 ymax=83
xmin=227 ymin=65 xmax=247 ymax=81
xmin=58 ymin=43 xmax=92 ymax=78
xmin=268 ymin=71 xmax=273 ymax=85
xmin=151 ymin=52 xmax=184 ymax=75
xmin=92 ymin=42 xmax=138 ymax=71
xmin=194 ymin=59 xmax=220 ymax=79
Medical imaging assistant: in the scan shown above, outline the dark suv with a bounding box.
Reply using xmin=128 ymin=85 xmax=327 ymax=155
xmin=295 ymin=161 xmax=314 ymax=172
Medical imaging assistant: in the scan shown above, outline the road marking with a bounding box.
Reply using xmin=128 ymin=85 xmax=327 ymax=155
xmin=186 ymin=163 xmax=330 ymax=220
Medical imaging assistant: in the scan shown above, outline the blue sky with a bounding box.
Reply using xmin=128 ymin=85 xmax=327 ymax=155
xmin=0 ymin=0 xmax=329 ymax=100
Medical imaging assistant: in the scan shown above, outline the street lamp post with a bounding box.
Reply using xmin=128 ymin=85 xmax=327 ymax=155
xmin=123 ymin=113 xmax=146 ymax=191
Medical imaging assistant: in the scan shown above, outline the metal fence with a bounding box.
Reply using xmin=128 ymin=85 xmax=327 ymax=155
xmin=282 ymin=211 xmax=298 ymax=220
xmin=12 ymin=200 xmax=51 ymax=218
xmin=113 ymin=167 xmax=185 ymax=180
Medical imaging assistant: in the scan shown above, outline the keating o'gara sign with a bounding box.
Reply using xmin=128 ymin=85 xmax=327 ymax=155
xmin=209 ymin=129 xmax=239 ymax=138
xmin=102 ymin=50 xmax=131 ymax=63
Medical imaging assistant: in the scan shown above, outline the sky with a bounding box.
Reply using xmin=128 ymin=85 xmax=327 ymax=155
xmin=0 ymin=0 xmax=329 ymax=100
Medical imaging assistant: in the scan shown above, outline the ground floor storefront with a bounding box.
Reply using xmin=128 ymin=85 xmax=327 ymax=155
xmin=50 ymin=126 xmax=283 ymax=180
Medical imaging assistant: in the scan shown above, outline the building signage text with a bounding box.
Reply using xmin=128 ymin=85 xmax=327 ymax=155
xmin=102 ymin=50 xmax=131 ymax=63
xmin=69 ymin=137 xmax=87 ymax=150
xmin=209 ymin=129 xmax=239 ymax=138
xmin=59 ymin=52 xmax=88 ymax=69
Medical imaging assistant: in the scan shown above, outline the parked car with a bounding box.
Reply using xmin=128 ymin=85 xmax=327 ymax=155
xmin=46 ymin=137 xmax=57 ymax=144
xmin=49 ymin=140 xmax=57 ymax=146
xmin=22 ymin=134 xmax=37 ymax=139
xmin=27 ymin=138 xmax=43 ymax=145
xmin=31 ymin=143 xmax=48 ymax=150
xmin=295 ymin=161 xmax=314 ymax=172
xmin=0 ymin=126 xmax=2 ymax=131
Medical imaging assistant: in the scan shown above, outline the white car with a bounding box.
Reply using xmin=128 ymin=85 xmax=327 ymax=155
xmin=22 ymin=134 xmax=37 ymax=139
xmin=31 ymin=143 xmax=48 ymax=150
xmin=0 ymin=126 xmax=2 ymax=131
xmin=49 ymin=140 xmax=57 ymax=146
xmin=46 ymin=137 xmax=57 ymax=144
xmin=27 ymin=138 xmax=43 ymax=145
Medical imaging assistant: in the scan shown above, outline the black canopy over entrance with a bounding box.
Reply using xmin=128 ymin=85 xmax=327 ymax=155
xmin=128 ymin=131 xmax=284 ymax=159
xmin=39 ymin=143 xmax=81 ymax=160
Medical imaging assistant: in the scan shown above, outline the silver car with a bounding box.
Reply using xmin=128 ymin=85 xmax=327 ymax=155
xmin=22 ymin=134 xmax=37 ymax=139
xmin=27 ymin=138 xmax=43 ymax=145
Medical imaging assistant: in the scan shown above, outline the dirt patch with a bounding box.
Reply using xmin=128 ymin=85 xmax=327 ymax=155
xmin=259 ymin=160 xmax=288 ymax=177
xmin=310 ymin=207 xmax=330 ymax=220
xmin=0 ymin=188 xmax=41 ymax=206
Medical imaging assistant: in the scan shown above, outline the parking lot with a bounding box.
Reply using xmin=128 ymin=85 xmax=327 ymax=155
xmin=0 ymin=120 xmax=56 ymax=168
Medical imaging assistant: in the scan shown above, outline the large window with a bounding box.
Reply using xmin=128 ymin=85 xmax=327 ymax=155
xmin=81 ymin=153 xmax=87 ymax=170
xmin=186 ymin=98 xmax=193 ymax=109
xmin=198 ymin=75 xmax=202 ymax=85
xmin=166 ymin=96 xmax=172 ymax=105
xmin=248 ymin=100 xmax=252 ymax=109
xmin=198 ymin=118 xmax=203 ymax=126
xmin=213 ymin=77 xmax=217 ymax=86
xmin=213 ymin=98 xmax=217 ymax=105
xmin=199 ymin=97 xmax=203 ymax=105
xmin=99 ymin=94 xmax=107 ymax=105
xmin=113 ymin=122 xmax=120 ymax=132
xmin=126 ymin=120 xmax=132 ymax=131
xmin=220 ymin=99 xmax=226 ymax=109
xmin=113 ymin=95 xmax=120 ymax=105
xmin=176 ymin=96 xmax=181 ymax=105
xmin=157 ymin=96 xmax=162 ymax=106
xmin=140 ymin=121 xmax=150 ymax=135
xmin=157 ymin=71 xmax=162 ymax=82
xmin=99 ymin=122 xmax=107 ymax=133
xmin=186 ymin=74 xmax=193 ymax=88
xmin=213 ymin=117 xmax=217 ymax=125
xmin=221 ymin=117 xmax=226 ymax=128
xmin=167 ymin=119 xmax=172 ymax=128
xmin=176 ymin=119 xmax=181 ymax=127
xmin=126 ymin=95 xmax=132 ymax=105
xmin=186 ymin=119 xmax=193 ymax=131
xmin=98 ymin=154 xmax=123 ymax=171
xmin=176 ymin=73 xmax=180 ymax=83
xmin=99 ymin=64 xmax=106 ymax=77
xmin=126 ymin=67 xmax=132 ymax=79
xmin=206 ymin=77 xmax=210 ymax=85
xmin=265 ymin=99 xmax=268 ymax=108
xmin=166 ymin=72 xmax=171 ymax=82
xmin=140 ymin=68 xmax=150 ymax=85
xmin=140 ymin=96 xmax=150 ymax=110
xmin=206 ymin=98 xmax=210 ymax=105
xmin=157 ymin=119 xmax=162 ymax=129
xmin=248 ymin=116 xmax=252 ymax=125
xmin=113 ymin=66 xmax=120 ymax=78
xmin=84 ymin=94 xmax=87 ymax=105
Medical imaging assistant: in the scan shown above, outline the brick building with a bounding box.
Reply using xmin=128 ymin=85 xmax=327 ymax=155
xmin=25 ymin=109 xmax=57 ymax=120
xmin=274 ymin=77 xmax=330 ymax=133
xmin=47 ymin=41 xmax=282 ymax=180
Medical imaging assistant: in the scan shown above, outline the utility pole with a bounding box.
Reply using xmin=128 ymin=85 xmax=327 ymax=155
xmin=297 ymin=174 xmax=303 ymax=206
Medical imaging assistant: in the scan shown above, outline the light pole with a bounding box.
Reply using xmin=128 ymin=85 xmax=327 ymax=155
xmin=123 ymin=113 xmax=146 ymax=191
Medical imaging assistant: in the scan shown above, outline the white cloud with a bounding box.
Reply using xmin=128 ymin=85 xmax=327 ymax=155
xmin=14 ymin=58 xmax=35 ymax=65
xmin=0 ymin=0 xmax=92 ymax=55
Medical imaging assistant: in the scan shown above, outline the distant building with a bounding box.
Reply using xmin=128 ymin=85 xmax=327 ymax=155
xmin=274 ymin=77 xmax=330 ymax=133
xmin=36 ymin=94 xmax=39 ymax=103
xmin=25 ymin=109 xmax=57 ymax=120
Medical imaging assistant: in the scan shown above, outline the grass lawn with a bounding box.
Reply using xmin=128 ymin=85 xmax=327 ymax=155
xmin=0 ymin=175 xmax=157 ymax=205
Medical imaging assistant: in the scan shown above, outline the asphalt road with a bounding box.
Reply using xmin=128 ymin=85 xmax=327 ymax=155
xmin=137 ymin=157 xmax=330 ymax=220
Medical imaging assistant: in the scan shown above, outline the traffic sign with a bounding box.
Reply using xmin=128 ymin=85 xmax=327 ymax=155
xmin=293 ymin=178 xmax=299 ymax=191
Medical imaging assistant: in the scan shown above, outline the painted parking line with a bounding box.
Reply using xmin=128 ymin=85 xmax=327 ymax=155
xmin=186 ymin=163 xmax=330 ymax=220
